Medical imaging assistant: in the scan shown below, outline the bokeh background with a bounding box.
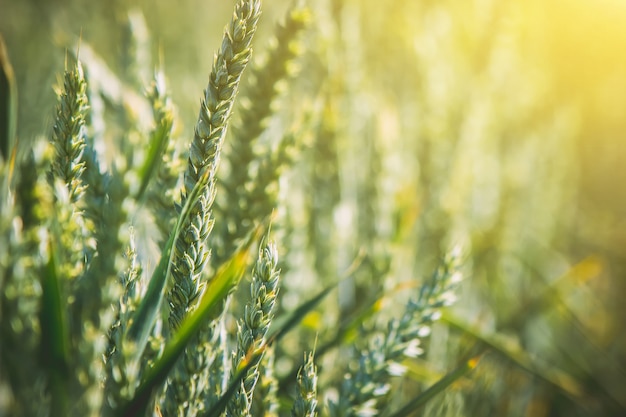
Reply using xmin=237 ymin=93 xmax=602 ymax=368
xmin=1 ymin=0 xmax=625 ymax=416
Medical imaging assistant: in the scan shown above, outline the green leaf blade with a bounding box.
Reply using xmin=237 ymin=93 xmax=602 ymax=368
xmin=120 ymin=225 xmax=259 ymax=417
xmin=0 ymin=34 xmax=17 ymax=162
xmin=40 ymin=240 xmax=70 ymax=417
xmin=389 ymin=357 xmax=480 ymax=417
xmin=126 ymin=166 xmax=212 ymax=356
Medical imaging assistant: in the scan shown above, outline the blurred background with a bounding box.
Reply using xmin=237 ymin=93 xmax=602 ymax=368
xmin=1 ymin=0 xmax=625 ymax=416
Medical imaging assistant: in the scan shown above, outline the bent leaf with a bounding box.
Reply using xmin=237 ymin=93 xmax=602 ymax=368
xmin=134 ymin=76 xmax=173 ymax=201
xmin=442 ymin=313 xmax=584 ymax=399
xmin=126 ymin=166 xmax=211 ymax=361
xmin=268 ymin=283 xmax=336 ymax=344
xmin=120 ymin=223 xmax=261 ymax=417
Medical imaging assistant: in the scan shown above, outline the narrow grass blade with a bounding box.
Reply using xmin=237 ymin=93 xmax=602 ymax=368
xmin=268 ymin=283 xmax=336 ymax=344
xmin=492 ymin=254 xmax=626 ymax=413
xmin=40 ymin=240 xmax=70 ymax=417
xmin=506 ymin=256 xmax=603 ymax=332
xmin=269 ymin=249 xmax=364 ymax=345
xmin=0 ymin=34 xmax=17 ymax=162
xmin=442 ymin=312 xmax=585 ymax=399
xmin=322 ymin=294 xmax=383 ymax=353
xmin=120 ymin=225 xmax=260 ymax=417
xmin=339 ymin=280 xmax=418 ymax=345
xmin=517 ymin=257 xmax=626 ymax=410
xmin=126 ymin=166 xmax=211 ymax=357
xmin=134 ymin=97 xmax=173 ymax=201
xmin=279 ymin=280 xmax=414 ymax=392
xmin=279 ymin=291 xmax=383 ymax=392
xmin=388 ymin=357 xmax=480 ymax=417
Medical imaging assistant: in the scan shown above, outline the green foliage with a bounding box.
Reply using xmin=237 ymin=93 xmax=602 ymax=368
xmin=0 ymin=34 xmax=17 ymax=162
xmin=2 ymin=1 xmax=624 ymax=417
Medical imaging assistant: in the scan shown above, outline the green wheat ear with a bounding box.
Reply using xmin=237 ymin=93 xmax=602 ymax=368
xmin=120 ymin=226 xmax=262 ymax=417
xmin=134 ymin=70 xmax=174 ymax=202
xmin=48 ymin=60 xmax=91 ymax=294
xmin=291 ymin=351 xmax=318 ymax=417
xmin=49 ymin=60 xmax=88 ymax=203
xmin=227 ymin=238 xmax=281 ymax=417
xmin=167 ymin=0 xmax=261 ymax=332
xmin=163 ymin=1 xmax=262 ymax=414
xmin=144 ymin=69 xmax=180 ymax=242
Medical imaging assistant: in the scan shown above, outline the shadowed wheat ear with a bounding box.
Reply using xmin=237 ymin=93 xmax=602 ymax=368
xmin=163 ymin=1 xmax=262 ymax=415
xmin=103 ymin=230 xmax=144 ymax=411
xmin=144 ymin=69 xmax=179 ymax=242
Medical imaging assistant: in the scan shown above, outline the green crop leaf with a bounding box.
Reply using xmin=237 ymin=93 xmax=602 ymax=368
xmin=126 ymin=165 xmax=212 ymax=360
xmin=0 ymin=34 xmax=17 ymax=162
xmin=268 ymin=283 xmax=336 ymax=344
xmin=134 ymin=73 xmax=173 ymax=201
xmin=336 ymin=281 xmax=418 ymax=347
xmin=120 ymin=223 xmax=261 ymax=417
xmin=442 ymin=313 xmax=585 ymax=400
xmin=280 ymin=289 xmax=386 ymax=392
xmin=134 ymin=113 xmax=171 ymax=201
xmin=388 ymin=356 xmax=480 ymax=417
xmin=40 ymin=240 xmax=70 ymax=417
